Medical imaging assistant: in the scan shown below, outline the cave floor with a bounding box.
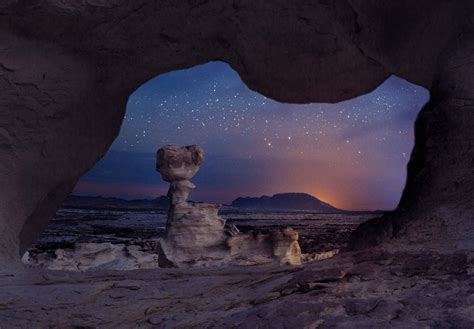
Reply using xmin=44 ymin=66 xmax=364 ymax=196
xmin=1 ymin=249 xmax=473 ymax=328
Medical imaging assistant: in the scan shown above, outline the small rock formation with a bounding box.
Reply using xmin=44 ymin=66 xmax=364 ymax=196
xmin=22 ymin=242 xmax=160 ymax=271
xmin=156 ymin=144 xmax=204 ymax=204
xmin=156 ymin=144 xmax=302 ymax=267
xmin=227 ymin=232 xmax=274 ymax=265
xmin=227 ymin=227 xmax=302 ymax=266
xmin=272 ymin=228 xmax=302 ymax=265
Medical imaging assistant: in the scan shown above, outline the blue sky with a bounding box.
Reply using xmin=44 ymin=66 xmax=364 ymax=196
xmin=74 ymin=61 xmax=429 ymax=211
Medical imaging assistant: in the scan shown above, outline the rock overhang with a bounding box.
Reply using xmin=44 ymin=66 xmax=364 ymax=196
xmin=0 ymin=0 xmax=473 ymax=263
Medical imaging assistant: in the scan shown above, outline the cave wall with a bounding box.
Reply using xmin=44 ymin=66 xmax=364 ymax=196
xmin=349 ymin=29 xmax=474 ymax=252
xmin=0 ymin=0 xmax=473 ymax=263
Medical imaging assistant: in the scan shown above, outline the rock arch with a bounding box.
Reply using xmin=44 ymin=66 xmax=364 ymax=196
xmin=0 ymin=0 xmax=473 ymax=263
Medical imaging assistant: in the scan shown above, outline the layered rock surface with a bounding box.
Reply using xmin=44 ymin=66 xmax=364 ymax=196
xmin=22 ymin=206 xmax=356 ymax=271
xmin=156 ymin=144 xmax=302 ymax=267
xmin=160 ymin=202 xmax=230 ymax=266
xmin=156 ymin=144 xmax=229 ymax=266
xmin=23 ymin=242 xmax=160 ymax=271
xmin=2 ymin=249 xmax=472 ymax=327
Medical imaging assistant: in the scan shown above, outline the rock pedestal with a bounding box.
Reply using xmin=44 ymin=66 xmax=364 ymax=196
xmin=156 ymin=144 xmax=302 ymax=267
xmin=156 ymin=145 xmax=228 ymax=266
xmin=161 ymin=202 xmax=229 ymax=266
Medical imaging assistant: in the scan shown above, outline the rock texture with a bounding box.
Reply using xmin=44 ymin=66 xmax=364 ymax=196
xmin=349 ymin=30 xmax=474 ymax=252
xmin=156 ymin=144 xmax=302 ymax=267
xmin=0 ymin=1 xmax=474 ymax=263
xmin=23 ymin=242 xmax=160 ymax=271
xmin=156 ymin=144 xmax=204 ymax=183
xmin=272 ymin=228 xmax=302 ymax=266
xmin=227 ymin=227 xmax=302 ymax=266
xmin=1 ymin=249 xmax=472 ymax=327
xmin=156 ymin=144 xmax=229 ymax=266
xmin=160 ymin=202 xmax=230 ymax=266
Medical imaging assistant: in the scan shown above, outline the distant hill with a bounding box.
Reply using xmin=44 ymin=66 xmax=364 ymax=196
xmin=63 ymin=193 xmax=349 ymax=213
xmin=63 ymin=195 xmax=169 ymax=210
xmin=230 ymin=193 xmax=344 ymax=213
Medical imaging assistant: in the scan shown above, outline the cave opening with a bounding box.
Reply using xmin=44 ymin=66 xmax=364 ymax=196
xmin=3 ymin=3 xmax=473 ymax=326
xmin=22 ymin=61 xmax=429 ymax=270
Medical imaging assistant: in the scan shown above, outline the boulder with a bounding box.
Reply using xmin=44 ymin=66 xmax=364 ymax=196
xmin=156 ymin=144 xmax=204 ymax=182
xmin=272 ymin=228 xmax=302 ymax=265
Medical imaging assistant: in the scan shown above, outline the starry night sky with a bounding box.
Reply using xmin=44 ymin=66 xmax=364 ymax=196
xmin=73 ymin=61 xmax=429 ymax=211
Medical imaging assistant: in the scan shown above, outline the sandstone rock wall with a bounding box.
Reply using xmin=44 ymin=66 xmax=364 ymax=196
xmin=0 ymin=1 xmax=473 ymax=263
xmin=348 ymin=29 xmax=474 ymax=252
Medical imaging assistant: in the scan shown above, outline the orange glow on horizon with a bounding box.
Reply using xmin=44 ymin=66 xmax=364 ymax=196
xmin=309 ymin=192 xmax=343 ymax=210
xmin=74 ymin=180 xmax=375 ymax=211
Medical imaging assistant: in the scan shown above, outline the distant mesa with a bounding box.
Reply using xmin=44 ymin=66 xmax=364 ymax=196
xmin=231 ymin=193 xmax=343 ymax=213
xmin=63 ymin=195 xmax=170 ymax=210
xmin=64 ymin=192 xmax=345 ymax=213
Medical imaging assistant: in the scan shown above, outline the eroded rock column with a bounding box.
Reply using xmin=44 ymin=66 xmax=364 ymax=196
xmin=156 ymin=144 xmax=229 ymax=266
xmin=155 ymin=144 xmax=303 ymax=267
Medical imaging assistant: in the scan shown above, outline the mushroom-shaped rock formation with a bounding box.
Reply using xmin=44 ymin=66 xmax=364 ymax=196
xmin=156 ymin=144 xmax=204 ymax=205
xmin=156 ymin=144 xmax=204 ymax=182
xmin=155 ymin=144 xmax=302 ymax=267
xmin=156 ymin=144 xmax=228 ymax=266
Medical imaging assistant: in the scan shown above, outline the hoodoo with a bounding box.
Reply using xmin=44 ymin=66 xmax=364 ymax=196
xmin=156 ymin=144 xmax=230 ymax=266
xmin=155 ymin=144 xmax=302 ymax=267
